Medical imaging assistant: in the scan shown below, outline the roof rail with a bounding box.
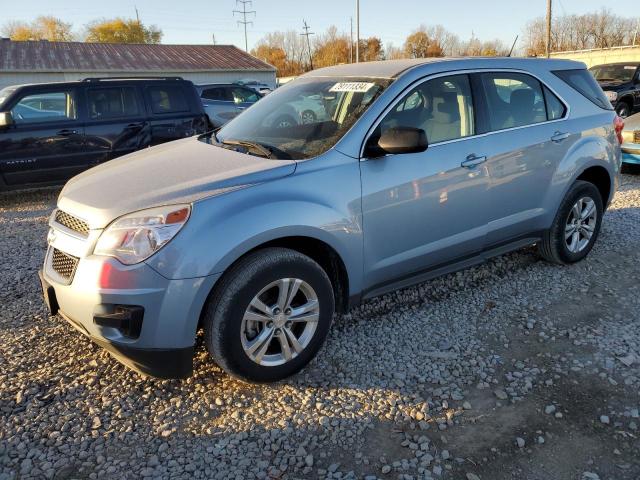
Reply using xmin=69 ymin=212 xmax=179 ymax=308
xmin=82 ymin=76 xmax=184 ymax=82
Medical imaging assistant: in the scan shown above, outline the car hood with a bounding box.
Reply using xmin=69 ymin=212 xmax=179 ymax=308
xmin=58 ymin=136 xmax=296 ymax=229
xmin=597 ymin=80 xmax=628 ymax=90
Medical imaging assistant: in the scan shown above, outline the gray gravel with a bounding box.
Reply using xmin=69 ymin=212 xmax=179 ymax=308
xmin=1 ymin=173 xmax=640 ymax=480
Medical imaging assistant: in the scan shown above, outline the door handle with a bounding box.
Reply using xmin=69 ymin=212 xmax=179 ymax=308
xmin=461 ymin=154 xmax=487 ymax=168
xmin=551 ymin=131 xmax=570 ymax=143
xmin=57 ymin=129 xmax=77 ymax=136
xmin=236 ymin=106 xmax=246 ymax=111
xmin=125 ymin=122 xmax=145 ymax=129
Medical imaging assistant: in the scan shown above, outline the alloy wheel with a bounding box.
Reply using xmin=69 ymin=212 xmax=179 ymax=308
xmin=241 ymin=278 xmax=320 ymax=366
xmin=565 ymin=196 xmax=597 ymax=253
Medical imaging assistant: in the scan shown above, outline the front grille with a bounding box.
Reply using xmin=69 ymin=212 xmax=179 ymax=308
xmin=51 ymin=248 xmax=79 ymax=281
xmin=55 ymin=210 xmax=89 ymax=237
xmin=634 ymin=130 xmax=640 ymax=144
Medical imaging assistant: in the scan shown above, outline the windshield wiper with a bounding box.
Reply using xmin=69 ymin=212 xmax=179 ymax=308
xmin=221 ymin=139 xmax=273 ymax=159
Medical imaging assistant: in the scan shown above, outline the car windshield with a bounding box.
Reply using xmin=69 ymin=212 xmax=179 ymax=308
xmin=0 ymin=87 xmax=16 ymax=108
xmin=209 ymin=76 xmax=392 ymax=160
xmin=590 ymin=65 xmax=637 ymax=83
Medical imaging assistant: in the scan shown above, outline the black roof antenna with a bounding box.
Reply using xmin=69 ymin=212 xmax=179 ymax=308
xmin=508 ymin=35 xmax=519 ymax=57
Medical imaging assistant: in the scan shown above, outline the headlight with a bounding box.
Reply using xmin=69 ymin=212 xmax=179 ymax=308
xmin=604 ymin=91 xmax=618 ymax=102
xmin=94 ymin=205 xmax=190 ymax=265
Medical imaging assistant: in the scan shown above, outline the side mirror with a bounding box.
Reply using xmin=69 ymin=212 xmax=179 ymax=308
xmin=365 ymin=126 xmax=428 ymax=158
xmin=0 ymin=111 xmax=13 ymax=128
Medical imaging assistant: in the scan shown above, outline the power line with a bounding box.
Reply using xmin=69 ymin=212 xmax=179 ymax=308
xmin=301 ymin=20 xmax=315 ymax=71
xmin=233 ymin=0 xmax=255 ymax=52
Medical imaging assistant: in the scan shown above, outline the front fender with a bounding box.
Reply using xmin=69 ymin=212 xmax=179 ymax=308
xmin=145 ymin=155 xmax=364 ymax=294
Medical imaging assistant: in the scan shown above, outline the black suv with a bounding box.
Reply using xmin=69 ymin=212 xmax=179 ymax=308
xmin=589 ymin=62 xmax=640 ymax=118
xmin=0 ymin=77 xmax=209 ymax=191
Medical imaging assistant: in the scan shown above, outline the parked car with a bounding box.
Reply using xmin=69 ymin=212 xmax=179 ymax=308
xmin=589 ymin=62 xmax=640 ymax=118
xmin=197 ymin=83 xmax=261 ymax=128
xmin=621 ymin=111 xmax=640 ymax=165
xmin=236 ymin=79 xmax=273 ymax=95
xmin=39 ymin=58 xmax=621 ymax=381
xmin=0 ymin=77 xmax=209 ymax=191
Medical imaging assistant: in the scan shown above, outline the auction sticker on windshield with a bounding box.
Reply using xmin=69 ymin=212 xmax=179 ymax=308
xmin=329 ymin=82 xmax=376 ymax=93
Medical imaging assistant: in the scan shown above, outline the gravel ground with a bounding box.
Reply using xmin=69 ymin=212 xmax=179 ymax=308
xmin=1 ymin=172 xmax=639 ymax=480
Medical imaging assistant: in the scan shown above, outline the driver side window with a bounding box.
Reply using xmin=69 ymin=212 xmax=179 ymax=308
xmin=379 ymin=75 xmax=475 ymax=144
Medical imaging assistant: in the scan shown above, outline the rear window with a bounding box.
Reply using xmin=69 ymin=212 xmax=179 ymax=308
xmin=148 ymin=86 xmax=189 ymax=114
xmin=553 ymin=69 xmax=613 ymax=110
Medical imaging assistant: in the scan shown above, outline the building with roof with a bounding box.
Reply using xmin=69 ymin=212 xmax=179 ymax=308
xmin=0 ymin=39 xmax=276 ymax=90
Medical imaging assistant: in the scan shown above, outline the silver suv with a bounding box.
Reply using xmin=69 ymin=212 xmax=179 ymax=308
xmin=39 ymin=58 xmax=622 ymax=382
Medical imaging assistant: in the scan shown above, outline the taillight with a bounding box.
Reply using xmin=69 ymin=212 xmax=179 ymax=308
xmin=613 ymin=116 xmax=624 ymax=144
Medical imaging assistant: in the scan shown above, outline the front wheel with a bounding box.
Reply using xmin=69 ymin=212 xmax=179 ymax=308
xmin=204 ymin=248 xmax=335 ymax=382
xmin=538 ymin=180 xmax=603 ymax=265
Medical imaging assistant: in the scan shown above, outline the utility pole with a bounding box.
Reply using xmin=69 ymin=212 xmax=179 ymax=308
xmin=350 ymin=17 xmax=353 ymax=63
xmin=633 ymin=18 xmax=640 ymax=46
xmin=545 ymin=0 xmax=552 ymax=58
xmin=355 ymin=0 xmax=360 ymax=63
xmin=212 ymin=34 xmax=216 ymax=45
xmin=135 ymin=6 xmax=140 ymax=24
xmin=233 ymin=0 xmax=255 ymax=52
xmin=301 ymin=20 xmax=315 ymax=71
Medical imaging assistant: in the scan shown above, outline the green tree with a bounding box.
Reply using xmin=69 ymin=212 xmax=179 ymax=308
xmin=85 ymin=18 xmax=162 ymax=44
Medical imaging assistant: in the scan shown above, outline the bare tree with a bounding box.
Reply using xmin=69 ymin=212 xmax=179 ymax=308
xmin=524 ymin=8 xmax=637 ymax=55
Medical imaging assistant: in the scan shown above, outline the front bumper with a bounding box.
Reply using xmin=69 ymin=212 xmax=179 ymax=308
xmin=622 ymin=151 xmax=640 ymax=165
xmin=39 ymin=250 xmax=219 ymax=379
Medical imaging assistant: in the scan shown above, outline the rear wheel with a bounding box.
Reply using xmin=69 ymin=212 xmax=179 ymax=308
xmin=204 ymin=248 xmax=335 ymax=382
xmin=538 ymin=180 xmax=603 ymax=264
xmin=615 ymin=101 xmax=631 ymax=118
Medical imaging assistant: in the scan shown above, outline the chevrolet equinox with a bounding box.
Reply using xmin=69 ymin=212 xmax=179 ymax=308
xmin=39 ymin=58 xmax=623 ymax=382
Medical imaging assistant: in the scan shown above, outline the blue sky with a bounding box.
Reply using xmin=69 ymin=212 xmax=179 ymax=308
xmin=3 ymin=0 xmax=637 ymax=51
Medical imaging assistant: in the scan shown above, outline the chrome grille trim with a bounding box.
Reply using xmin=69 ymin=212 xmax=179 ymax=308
xmin=54 ymin=210 xmax=89 ymax=237
xmin=51 ymin=248 xmax=79 ymax=282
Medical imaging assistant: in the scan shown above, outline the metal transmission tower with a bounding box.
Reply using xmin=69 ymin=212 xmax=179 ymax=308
xmin=301 ymin=20 xmax=315 ymax=71
xmin=233 ymin=0 xmax=256 ymax=52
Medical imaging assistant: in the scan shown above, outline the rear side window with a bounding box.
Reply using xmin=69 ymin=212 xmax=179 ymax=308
xmin=479 ymin=73 xmax=547 ymax=131
xmin=148 ymin=86 xmax=189 ymax=114
xmin=543 ymin=86 xmax=566 ymax=120
xmin=202 ymin=87 xmax=232 ymax=101
xmin=553 ymin=69 xmax=613 ymax=110
xmin=87 ymin=87 xmax=140 ymax=120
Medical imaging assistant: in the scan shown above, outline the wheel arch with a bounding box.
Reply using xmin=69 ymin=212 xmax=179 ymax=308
xmin=575 ymin=165 xmax=612 ymax=208
xmin=197 ymin=234 xmax=352 ymax=331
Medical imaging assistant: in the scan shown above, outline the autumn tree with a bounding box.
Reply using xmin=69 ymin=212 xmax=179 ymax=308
xmin=251 ymin=31 xmax=306 ymax=77
xmin=403 ymin=25 xmax=458 ymax=58
xmin=85 ymin=18 xmax=162 ymax=44
xmin=2 ymin=16 xmax=73 ymax=41
xmin=313 ymin=26 xmax=350 ymax=68
xmin=358 ymin=37 xmax=384 ymax=62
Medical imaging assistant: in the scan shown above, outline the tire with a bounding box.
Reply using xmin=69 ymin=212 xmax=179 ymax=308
xmin=615 ymin=101 xmax=631 ymax=118
xmin=203 ymin=247 xmax=335 ymax=383
xmin=538 ymin=180 xmax=603 ymax=265
xmin=301 ymin=110 xmax=317 ymax=124
xmin=272 ymin=115 xmax=296 ymax=129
